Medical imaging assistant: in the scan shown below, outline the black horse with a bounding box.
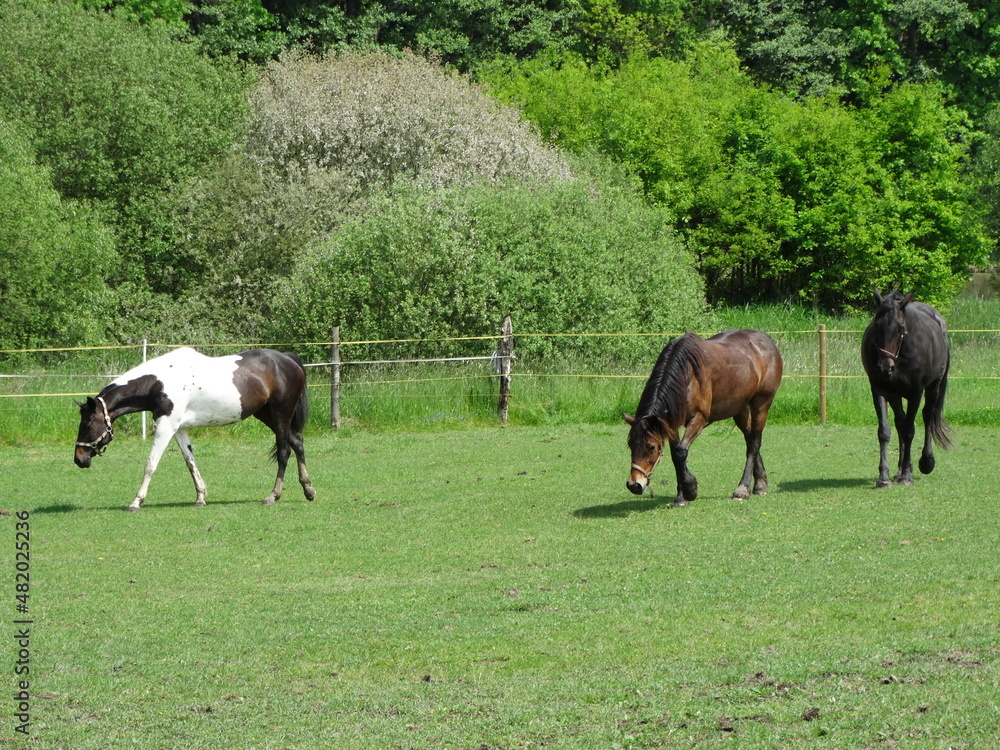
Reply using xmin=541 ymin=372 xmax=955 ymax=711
xmin=861 ymin=287 xmax=952 ymax=488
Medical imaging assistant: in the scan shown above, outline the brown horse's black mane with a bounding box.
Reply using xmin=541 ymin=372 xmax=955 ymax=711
xmin=628 ymin=333 xmax=705 ymax=444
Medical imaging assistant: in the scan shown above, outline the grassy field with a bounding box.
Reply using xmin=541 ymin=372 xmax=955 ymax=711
xmin=3 ymin=423 xmax=999 ymax=748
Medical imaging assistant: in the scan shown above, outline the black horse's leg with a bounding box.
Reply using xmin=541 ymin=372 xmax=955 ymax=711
xmin=288 ymin=431 xmax=317 ymax=501
xmin=872 ymin=391 xmax=893 ymax=488
xmin=890 ymin=394 xmax=920 ymax=485
xmin=918 ymin=379 xmax=945 ymax=474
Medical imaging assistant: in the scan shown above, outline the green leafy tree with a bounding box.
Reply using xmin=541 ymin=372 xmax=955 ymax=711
xmin=711 ymin=0 xmax=1000 ymax=118
xmin=0 ymin=121 xmax=117 ymax=349
xmin=187 ymin=0 xmax=287 ymax=61
xmin=0 ymin=0 xmax=252 ymax=294
xmin=967 ymin=105 xmax=1000 ymax=265
xmin=487 ymin=43 xmax=988 ymax=308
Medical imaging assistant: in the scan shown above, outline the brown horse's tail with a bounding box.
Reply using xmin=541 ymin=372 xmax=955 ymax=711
xmin=928 ymin=356 xmax=953 ymax=450
xmin=288 ymin=352 xmax=310 ymax=433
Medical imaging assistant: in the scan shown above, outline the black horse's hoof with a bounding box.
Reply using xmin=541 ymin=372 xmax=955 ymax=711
xmin=919 ymin=455 xmax=935 ymax=474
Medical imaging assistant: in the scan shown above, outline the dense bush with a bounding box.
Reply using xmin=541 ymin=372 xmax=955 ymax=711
xmin=157 ymin=49 xmax=576 ymax=341
xmin=0 ymin=121 xmax=117 ymax=349
xmin=267 ymin=170 xmax=710 ymax=365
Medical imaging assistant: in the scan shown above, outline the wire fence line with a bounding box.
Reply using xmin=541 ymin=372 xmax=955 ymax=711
xmin=3 ymin=327 xmax=1000 ymax=407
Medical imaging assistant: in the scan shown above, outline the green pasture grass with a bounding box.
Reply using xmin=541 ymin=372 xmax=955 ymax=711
xmin=3 ymin=423 xmax=999 ymax=748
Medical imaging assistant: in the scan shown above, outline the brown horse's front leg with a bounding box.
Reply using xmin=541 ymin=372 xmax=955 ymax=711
xmin=671 ymin=416 xmax=705 ymax=505
xmin=669 ymin=442 xmax=697 ymax=505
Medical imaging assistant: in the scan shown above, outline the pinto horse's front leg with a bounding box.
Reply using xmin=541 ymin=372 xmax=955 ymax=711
xmin=174 ymin=428 xmax=208 ymax=506
xmin=128 ymin=418 xmax=177 ymax=512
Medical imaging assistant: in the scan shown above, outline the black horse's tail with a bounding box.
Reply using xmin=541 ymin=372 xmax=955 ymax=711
xmin=928 ymin=355 xmax=953 ymax=450
xmin=288 ymin=352 xmax=310 ymax=433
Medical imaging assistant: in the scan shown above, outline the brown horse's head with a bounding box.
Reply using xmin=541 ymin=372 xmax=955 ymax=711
xmin=74 ymin=396 xmax=114 ymax=468
xmin=622 ymin=413 xmax=670 ymax=496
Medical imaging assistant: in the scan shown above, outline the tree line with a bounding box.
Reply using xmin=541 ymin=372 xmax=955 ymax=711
xmin=1 ymin=0 xmax=997 ymax=361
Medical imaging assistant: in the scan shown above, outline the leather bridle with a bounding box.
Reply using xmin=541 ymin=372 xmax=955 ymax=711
xmin=75 ymin=396 xmax=114 ymax=454
xmin=877 ymin=328 xmax=906 ymax=362
xmin=630 ymin=442 xmax=664 ymax=497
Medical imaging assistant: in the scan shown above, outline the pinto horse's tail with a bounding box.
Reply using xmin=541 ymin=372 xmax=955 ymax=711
xmin=288 ymin=352 xmax=310 ymax=433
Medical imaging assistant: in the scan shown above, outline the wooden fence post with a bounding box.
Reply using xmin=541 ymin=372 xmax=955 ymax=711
xmin=330 ymin=326 xmax=341 ymax=430
xmin=818 ymin=323 xmax=828 ymax=424
xmin=498 ymin=316 xmax=513 ymax=427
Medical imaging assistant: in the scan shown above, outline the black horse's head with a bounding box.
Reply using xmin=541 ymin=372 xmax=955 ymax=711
xmin=74 ymin=396 xmax=114 ymax=468
xmin=870 ymin=286 xmax=914 ymax=376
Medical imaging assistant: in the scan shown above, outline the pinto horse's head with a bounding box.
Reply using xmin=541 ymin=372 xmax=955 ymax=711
xmin=622 ymin=413 xmax=669 ymax=496
xmin=74 ymin=396 xmax=114 ymax=468
xmin=871 ymin=287 xmax=914 ymax=376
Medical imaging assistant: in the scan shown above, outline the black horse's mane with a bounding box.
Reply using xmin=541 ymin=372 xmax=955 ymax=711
xmin=628 ymin=333 xmax=705 ymax=444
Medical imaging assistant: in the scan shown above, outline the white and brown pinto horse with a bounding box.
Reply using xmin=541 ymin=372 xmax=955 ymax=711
xmin=74 ymin=347 xmax=316 ymax=511
xmin=624 ymin=330 xmax=783 ymax=506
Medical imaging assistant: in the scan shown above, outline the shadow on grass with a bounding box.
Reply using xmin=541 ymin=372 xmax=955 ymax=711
xmin=31 ymin=498 xmax=263 ymax=514
xmin=777 ymin=477 xmax=871 ymax=493
xmin=30 ymin=504 xmax=81 ymax=514
xmin=573 ymin=494 xmax=678 ymax=519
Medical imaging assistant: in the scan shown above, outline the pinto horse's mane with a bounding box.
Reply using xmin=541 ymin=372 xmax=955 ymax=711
xmin=628 ymin=333 xmax=705 ymax=446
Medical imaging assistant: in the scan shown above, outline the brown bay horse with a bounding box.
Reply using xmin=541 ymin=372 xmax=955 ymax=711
xmin=623 ymin=330 xmax=783 ymax=506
